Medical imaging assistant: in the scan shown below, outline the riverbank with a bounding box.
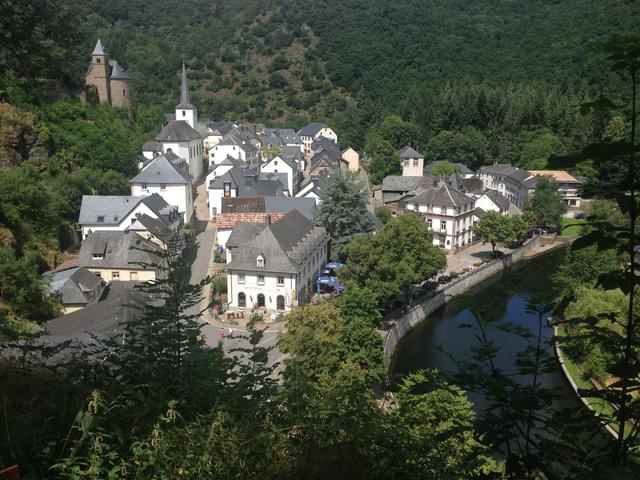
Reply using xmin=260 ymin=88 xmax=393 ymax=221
xmin=383 ymin=235 xmax=570 ymax=358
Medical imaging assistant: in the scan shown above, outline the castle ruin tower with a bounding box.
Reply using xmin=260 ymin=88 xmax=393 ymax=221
xmin=85 ymin=39 xmax=111 ymax=104
xmin=175 ymin=63 xmax=197 ymax=129
xmin=109 ymin=60 xmax=132 ymax=114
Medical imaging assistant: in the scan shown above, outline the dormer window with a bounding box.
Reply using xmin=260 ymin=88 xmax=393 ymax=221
xmin=182 ymin=110 xmax=186 ymax=117
xmin=256 ymin=255 xmax=265 ymax=268
xmin=92 ymin=252 xmax=104 ymax=259
xmin=97 ymin=215 xmax=105 ymax=223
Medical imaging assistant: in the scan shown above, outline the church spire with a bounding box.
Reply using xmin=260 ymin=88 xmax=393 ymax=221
xmin=178 ymin=62 xmax=193 ymax=107
xmin=92 ymin=38 xmax=105 ymax=56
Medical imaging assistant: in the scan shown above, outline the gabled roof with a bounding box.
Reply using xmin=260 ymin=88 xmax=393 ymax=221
xmin=78 ymin=231 xmax=162 ymax=270
xmin=264 ymin=196 xmax=315 ymax=219
xmin=483 ymin=190 xmax=511 ymax=211
xmin=408 ymin=181 xmax=473 ymax=208
xmin=92 ymin=39 xmax=105 ymax=56
xmin=397 ymin=145 xmax=423 ymax=158
xmin=127 ymin=213 xmax=175 ymax=243
xmin=298 ymin=122 xmax=329 ymax=137
xmin=207 ymin=121 xmax=237 ymax=136
xmin=226 ymin=222 xmax=268 ymax=247
xmin=155 ymin=120 xmax=201 ymax=142
xmin=209 ymin=167 xmax=283 ymax=197
xmin=79 ymin=193 xmax=174 ymax=226
xmin=480 ymin=164 xmax=536 ymax=187
xmin=218 ymin=132 xmax=258 ymax=152
xmin=216 ymin=212 xmax=285 ymax=230
xmin=381 ymin=175 xmax=434 ymax=191
xmin=130 ymin=154 xmax=191 ymax=184
xmin=45 ymin=266 xmax=105 ymax=306
xmin=265 ymin=155 xmax=297 ymax=171
xmin=142 ymin=140 xmax=162 ymax=152
xmin=227 ymin=210 xmax=327 ymax=274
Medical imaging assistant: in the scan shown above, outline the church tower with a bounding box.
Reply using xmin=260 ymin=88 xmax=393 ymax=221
xmin=85 ymin=39 xmax=111 ymax=104
xmin=175 ymin=63 xmax=197 ymax=129
xmin=109 ymin=60 xmax=132 ymax=114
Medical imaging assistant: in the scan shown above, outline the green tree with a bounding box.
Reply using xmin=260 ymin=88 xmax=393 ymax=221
xmin=514 ymin=128 xmax=566 ymax=170
xmin=339 ymin=214 xmax=447 ymax=303
xmin=525 ymin=176 xmax=567 ymax=226
xmin=315 ymin=172 xmax=375 ymax=260
xmin=474 ymin=211 xmax=526 ymax=257
xmin=377 ymin=115 xmax=419 ymax=149
xmin=374 ymin=206 xmax=391 ymax=225
xmin=424 ymin=127 xmax=490 ymax=170
xmin=368 ymin=140 xmax=402 ymax=185
xmin=430 ymin=160 xmax=459 ymax=179
xmin=553 ymin=243 xmax=622 ymax=297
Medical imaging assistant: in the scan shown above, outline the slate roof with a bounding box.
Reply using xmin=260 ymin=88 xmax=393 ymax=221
xmin=127 ymin=214 xmax=175 ymax=244
xmin=78 ymin=231 xmax=162 ymax=270
xmin=207 ymin=121 xmax=237 ymax=136
xmin=480 ymin=164 xmax=537 ymax=188
xmin=176 ymin=63 xmax=194 ymax=109
xmin=129 ymin=154 xmax=190 ymax=184
xmin=460 ymin=177 xmax=484 ymax=194
xmin=209 ymin=167 xmax=283 ymax=197
xmin=226 ymin=222 xmax=268 ymax=248
xmin=218 ymin=132 xmax=259 ymax=153
xmin=267 ymin=155 xmax=297 ymax=171
xmin=382 ymin=175 xmax=434 ymax=191
xmin=281 ymin=145 xmax=303 ymax=161
xmin=474 ymin=207 xmax=487 ymax=219
xmin=423 ymin=160 xmax=473 ymax=175
xmin=155 ymin=120 xmax=201 ymax=142
xmin=484 ymin=190 xmax=510 ymax=211
xmin=110 ymin=60 xmax=129 ymax=80
xmin=264 ymin=196 xmax=315 ymax=219
xmin=43 ymin=281 xmax=149 ymax=345
xmin=44 ymin=266 xmax=105 ymax=306
xmin=298 ymin=122 xmax=329 ymax=137
xmin=408 ymin=181 xmax=473 ymax=208
xmin=79 ymin=193 xmax=174 ymax=227
xmin=227 ymin=210 xmax=328 ymax=274
xmin=92 ymin=39 xmax=105 ymax=56
xmin=310 ymin=150 xmax=341 ymax=171
xmin=259 ymin=171 xmax=289 ymax=191
xmin=142 ymin=140 xmax=163 ymax=152
xmin=397 ymin=145 xmax=423 ymax=158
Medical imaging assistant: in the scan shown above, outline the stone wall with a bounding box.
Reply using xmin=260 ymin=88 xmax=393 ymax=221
xmin=384 ymin=236 xmax=545 ymax=358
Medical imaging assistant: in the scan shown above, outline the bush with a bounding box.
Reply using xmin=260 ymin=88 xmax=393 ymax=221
xmin=583 ymin=346 xmax=610 ymax=383
xmin=449 ymin=271 xmax=460 ymax=279
xmin=374 ymin=206 xmax=391 ymax=225
xmin=212 ymin=276 xmax=227 ymax=295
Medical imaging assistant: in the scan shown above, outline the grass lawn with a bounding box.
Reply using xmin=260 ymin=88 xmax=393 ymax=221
xmin=560 ymin=217 xmax=588 ymax=237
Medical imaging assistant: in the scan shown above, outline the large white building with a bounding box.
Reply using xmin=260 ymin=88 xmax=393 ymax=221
xmin=297 ymin=123 xmax=338 ymax=159
xmin=226 ymin=210 xmax=329 ymax=313
xmin=208 ymin=132 xmax=260 ymax=170
xmin=478 ymin=164 xmax=538 ymax=210
xmin=260 ymin=155 xmax=299 ymax=196
xmin=130 ymin=152 xmax=193 ymax=223
xmin=404 ymin=181 xmax=476 ymax=251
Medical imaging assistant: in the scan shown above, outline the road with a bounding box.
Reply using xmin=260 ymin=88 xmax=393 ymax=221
xmin=188 ymin=178 xmax=285 ymax=367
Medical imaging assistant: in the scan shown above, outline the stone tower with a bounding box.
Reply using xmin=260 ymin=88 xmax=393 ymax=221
xmin=175 ymin=63 xmax=197 ymax=129
xmin=85 ymin=39 xmax=111 ymax=104
xmin=109 ymin=60 xmax=132 ymax=113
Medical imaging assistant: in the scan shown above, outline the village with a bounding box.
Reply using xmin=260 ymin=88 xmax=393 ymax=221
xmin=44 ymin=40 xmax=584 ymax=348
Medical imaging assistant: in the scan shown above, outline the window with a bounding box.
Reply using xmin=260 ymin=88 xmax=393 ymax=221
xmin=130 ymin=272 xmax=138 ymax=280
xmin=182 ymin=110 xmax=186 ymax=117
xmin=274 ymin=160 xmax=278 ymax=165
xmin=96 ymin=58 xmax=101 ymax=64
xmin=277 ymin=295 xmax=285 ymax=311
xmin=142 ymin=183 xmax=148 ymax=190
xmin=92 ymin=253 xmax=104 ymax=259
xmin=404 ymin=159 xmax=410 ymax=166
xmin=277 ymin=276 xmax=284 ymax=286
xmin=112 ymin=271 xmax=120 ymax=279
xmin=257 ymin=275 xmax=265 ymax=285
xmin=427 ymin=219 xmax=432 ymax=229
xmin=97 ymin=215 xmax=105 ymax=223
xmin=413 ymin=158 xmax=419 ymax=166
xmin=238 ymin=274 xmax=245 ymax=284
xmin=123 ymin=89 xmax=126 ymax=97
xmin=238 ymin=292 xmax=246 ymax=308
xmin=256 ymin=255 xmax=265 ymax=268
xmin=440 ymin=222 xmax=447 ymax=231
xmin=223 ymin=182 xmax=231 ymax=197
xmin=160 ymin=184 xmax=166 ymax=191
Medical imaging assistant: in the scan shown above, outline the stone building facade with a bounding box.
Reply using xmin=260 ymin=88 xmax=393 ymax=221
xmin=85 ymin=39 xmax=133 ymax=113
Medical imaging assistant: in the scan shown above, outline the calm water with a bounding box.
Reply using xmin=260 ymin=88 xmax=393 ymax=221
xmin=390 ymin=249 xmax=579 ymax=409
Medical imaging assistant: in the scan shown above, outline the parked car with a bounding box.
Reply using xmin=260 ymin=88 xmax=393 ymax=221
xmin=421 ymin=280 xmax=437 ymax=291
xmin=574 ymin=212 xmax=585 ymax=219
xmin=437 ymin=275 xmax=451 ymax=284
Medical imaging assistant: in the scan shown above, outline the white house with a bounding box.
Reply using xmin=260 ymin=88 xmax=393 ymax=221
xmin=130 ymin=152 xmax=193 ymax=223
xmin=226 ymin=210 xmax=330 ymax=313
xmin=260 ymin=155 xmax=299 ymax=195
xmin=475 ymin=190 xmax=511 ymax=215
xmin=208 ymin=132 xmax=260 ymax=170
xmin=298 ymin=123 xmax=337 ymax=158
xmin=78 ymin=193 xmax=181 ymax=241
xmin=529 ymin=170 xmax=583 ymax=208
xmin=203 ymin=121 xmax=237 ymax=155
xmin=404 ymin=181 xmax=476 ymax=251
xmin=478 ymin=164 xmax=537 ymax=210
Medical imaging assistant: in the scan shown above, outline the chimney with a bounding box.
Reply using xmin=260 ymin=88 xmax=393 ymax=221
xmin=266 ymin=214 xmax=271 ymax=225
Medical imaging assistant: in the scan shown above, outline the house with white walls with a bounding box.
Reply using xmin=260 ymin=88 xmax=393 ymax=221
xmin=208 ymin=132 xmax=260 ymax=170
xmin=403 ymin=181 xmax=476 ymax=251
xmin=226 ymin=210 xmax=330 ymax=314
xmin=78 ymin=193 xmax=182 ymax=242
xmin=298 ymin=123 xmax=338 ymax=158
xmin=260 ymin=155 xmax=300 ymax=195
xmin=130 ymin=152 xmax=193 ymax=223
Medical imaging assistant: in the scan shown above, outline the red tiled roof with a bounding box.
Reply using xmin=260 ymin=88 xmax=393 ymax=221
xmin=215 ymin=212 xmax=285 ymax=230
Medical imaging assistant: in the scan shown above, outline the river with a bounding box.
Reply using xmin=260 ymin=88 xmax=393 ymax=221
xmin=390 ymin=249 xmax=578 ymax=410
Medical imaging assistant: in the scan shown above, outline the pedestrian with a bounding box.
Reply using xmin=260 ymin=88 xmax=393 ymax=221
xmin=228 ymin=327 xmax=234 ymax=336
xmin=218 ymin=328 xmax=225 ymax=342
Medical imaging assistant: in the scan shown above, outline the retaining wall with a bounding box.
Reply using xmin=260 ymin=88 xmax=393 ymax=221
xmin=384 ymin=236 xmax=551 ymax=358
